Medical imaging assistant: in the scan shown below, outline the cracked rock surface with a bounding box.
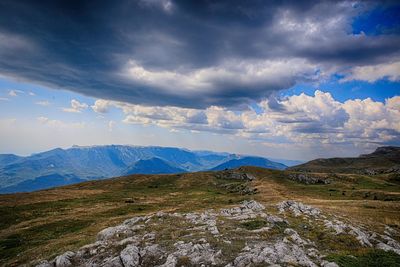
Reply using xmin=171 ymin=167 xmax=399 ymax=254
xmin=35 ymin=200 xmax=400 ymax=267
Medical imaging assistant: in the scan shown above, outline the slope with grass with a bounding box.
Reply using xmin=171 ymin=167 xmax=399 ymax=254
xmin=289 ymin=146 xmax=400 ymax=174
xmin=0 ymin=166 xmax=399 ymax=266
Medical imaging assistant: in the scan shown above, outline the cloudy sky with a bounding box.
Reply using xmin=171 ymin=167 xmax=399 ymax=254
xmin=0 ymin=0 xmax=399 ymax=160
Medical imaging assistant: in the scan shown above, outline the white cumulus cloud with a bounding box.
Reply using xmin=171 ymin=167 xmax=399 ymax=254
xmin=89 ymin=91 xmax=400 ymax=151
xmin=342 ymin=61 xmax=400 ymax=83
xmin=62 ymin=99 xmax=89 ymax=113
xmin=91 ymin=99 xmax=113 ymax=113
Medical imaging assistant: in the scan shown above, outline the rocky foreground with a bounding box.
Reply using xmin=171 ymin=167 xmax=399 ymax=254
xmin=36 ymin=200 xmax=400 ymax=267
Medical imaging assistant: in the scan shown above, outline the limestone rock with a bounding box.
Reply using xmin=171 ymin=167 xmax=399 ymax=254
xmin=102 ymin=256 xmax=124 ymax=267
xmin=55 ymin=251 xmax=75 ymax=267
xmin=277 ymin=200 xmax=320 ymax=217
xmin=288 ymin=173 xmax=331 ymax=184
xmin=241 ymin=200 xmax=265 ymax=211
xmin=97 ymin=224 xmax=132 ymax=241
xmin=185 ymin=211 xmax=220 ymax=236
xmin=220 ymin=200 xmax=267 ymax=220
xmin=228 ymin=240 xmax=318 ymax=267
xmin=123 ymin=216 xmax=144 ymax=226
xmin=384 ymin=225 xmax=398 ymax=236
xmin=36 ymin=200 xmax=400 ymax=267
xmin=284 ymin=228 xmax=310 ymax=246
xmin=215 ymin=170 xmax=255 ymax=181
xmin=120 ymin=244 xmax=140 ymax=267
xmin=321 ymin=261 xmax=340 ymax=267
xmin=348 ymin=226 xmax=373 ymax=247
xmin=159 ymin=241 xmax=222 ymax=266
xmin=324 ymin=219 xmax=347 ymax=234
xmin=35 ymin=261 xmax=53 ymax=267
xmin=377 ymin=242 xmax=400 ymax=255
xmin=382 ymin=235 xmax=400 ymax=251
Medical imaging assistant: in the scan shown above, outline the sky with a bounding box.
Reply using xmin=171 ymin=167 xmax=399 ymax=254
xmin=0 ymin=0 xmax=399 ymax=160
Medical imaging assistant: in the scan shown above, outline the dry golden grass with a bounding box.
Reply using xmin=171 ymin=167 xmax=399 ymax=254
xmin=0 ymin=189 xmax=106 ymax=206
xmin=245 ymin=167 xmax=400 ymax=228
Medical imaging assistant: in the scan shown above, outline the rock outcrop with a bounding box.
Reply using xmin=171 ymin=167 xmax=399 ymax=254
xmin=214 ymin=170 xmax=255 ymax=181
xmin=35 ymin=200 xmax=400 ymax=267
xmin=287 ymin=173 xmax=331 ymax=184
xmin=278 ymin=200 xmax=321 ymax=217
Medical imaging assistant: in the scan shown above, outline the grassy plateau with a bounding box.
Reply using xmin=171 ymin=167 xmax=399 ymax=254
xmin=0 ymin=167 xmax=399 ymax=266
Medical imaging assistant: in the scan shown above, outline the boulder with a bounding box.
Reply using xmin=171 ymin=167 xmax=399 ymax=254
xmin=215 ymin=170 xmax=255 ymax=181
xmin=278 ymin=201 xmax=320 ymax=217
xmin=377 ymin=242 xmax=400 ymax=255
xmin=348 ymin=226 xmax=373 ymax=247
xmin=97 ymin=225 xmax=132 ymax=241
xmin=55 ymin=251 xmax=75 ymax=267
xmin=288 ymin=173 xmax=331 ymax=184
xmin=35 ymin=261 xmax=53 ymax=267
xmin=120 ymin=244 xmax=140 ymax=267
xmin=159 ymin=241 xmax=222 ymax=266
xmin=324 ymin=219 xmax=347 ymax=234
xmin=241 ymin=200 xmax=265 ymax=211
xmin=228 ymin=239 xmax=318 ymax=267
xmin=102 ymin=256 xmax=124 ymax=267
xmin=220 ymin=200 xmax=267 ymax=220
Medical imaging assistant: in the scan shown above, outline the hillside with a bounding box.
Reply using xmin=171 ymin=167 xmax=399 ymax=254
xmin=211 ymin=156 xmax=287 ymax=171
xmin=0 ymin=174 xmax=85 ymax=194
xmin=1 ymin=167 xmax=399 ymax=266
xmin=123 ymin=158 xmax=186 ymax=175
xmin=289 ymin=146 xmax=400 ymax=174
xmin=0 ymin=145 xmax=287 ymax=193
xmin=0 ymin=154 xmax=21 ymax=167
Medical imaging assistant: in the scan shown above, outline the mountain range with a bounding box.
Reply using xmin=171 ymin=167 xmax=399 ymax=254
xmin=0 ymin=145 xmax=290 ymax=193
xmin=211 ymin=156 xmax=287 ymax=171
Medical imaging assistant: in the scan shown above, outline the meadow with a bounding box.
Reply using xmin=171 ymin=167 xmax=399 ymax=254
xmin=0 ymin=167 xmax=399 ymax=266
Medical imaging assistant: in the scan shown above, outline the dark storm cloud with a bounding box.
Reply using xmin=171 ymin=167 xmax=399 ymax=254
xmin=0 ymin=0 xmax=399 ymax=108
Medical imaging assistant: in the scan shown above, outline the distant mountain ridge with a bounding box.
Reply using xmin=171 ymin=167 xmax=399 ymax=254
xmin=0 ymin=145 xmax=288 ymax=193
xmin=123 ymin=157 xmax=186 ymax=175
xmin=0 ymin=154 xmax=22 ymax=167
xmin=289 ymin=146 xmax=400 ymax=174
xmin=210 ymin=156 xmax=287 ymax=171
xmin=0 ymin=174 xmax=85 ymax=194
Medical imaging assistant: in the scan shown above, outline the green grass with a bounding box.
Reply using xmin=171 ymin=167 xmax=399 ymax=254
xmin=240 ymin=219 xmax=268 ymax=230
xmin=0 ymin=201 xmax=72 ymax=230
xmin=326 ymin=250 xmax=400 ymax=267
xmin=262 ymin=171 xmax=400 ymax=201
xmin=388 ymin=174 xmax=400 ymax=185
xmin=0 ymin=219 xmax=93 ymax=261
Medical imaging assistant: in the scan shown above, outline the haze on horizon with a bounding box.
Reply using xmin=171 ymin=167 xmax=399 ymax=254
xmin=0 ymin=0 xmax=399 ymax=161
